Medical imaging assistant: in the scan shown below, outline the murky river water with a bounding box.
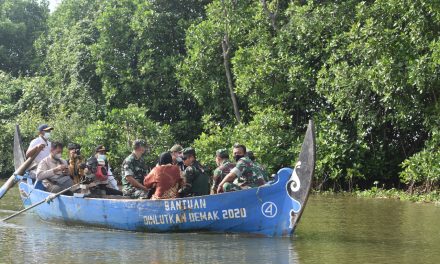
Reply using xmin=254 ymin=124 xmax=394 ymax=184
xmin=1 ymin=181 xmax=439 ymax=264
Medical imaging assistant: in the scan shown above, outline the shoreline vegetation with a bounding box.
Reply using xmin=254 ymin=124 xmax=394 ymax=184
xmin=1 ymin=179 xmax=438 ymax=206
xmin=314 ymin=188 xmax=440 ymax=205
xmin=0 ymin=0 xmax=439 ymax=197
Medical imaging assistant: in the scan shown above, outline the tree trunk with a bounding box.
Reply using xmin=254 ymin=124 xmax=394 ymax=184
xmin=261 ymin=0 xmax=278 ymax=31
xmin=222 ymin=33 xmax=241 ymax=123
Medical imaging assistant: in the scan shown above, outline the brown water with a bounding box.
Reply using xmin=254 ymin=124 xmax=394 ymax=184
xmin=0 ymin=181 xmax=439 ymax=264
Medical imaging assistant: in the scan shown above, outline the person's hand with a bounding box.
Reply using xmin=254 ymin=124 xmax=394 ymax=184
xmin=217 ymin=183 xmax=223 ymax=194
xmin=37 ymin=143 xmax=46 ymax=151
xmin=55 ymin=164 xmax=67 ymax=173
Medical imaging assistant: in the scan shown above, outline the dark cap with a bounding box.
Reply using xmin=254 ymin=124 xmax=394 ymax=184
xmin=183 ymin=147 xmax=196 ymax=157
xmin=38 ymin=124 xmax=54 ymax=132
xmin=216 ymin=149 xmax=229 ymax=159
xmin=68 ymin=143 xmax=81 ymax=150
xmin=133 ymin=139 xmax=147 ymax=149
xmin=95 ymin=145 xmax=107 ymax=153
xmin=169 ymin=144 xmax=183 ymax=152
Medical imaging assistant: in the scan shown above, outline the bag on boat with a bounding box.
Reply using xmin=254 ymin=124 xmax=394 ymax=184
xmin=86 ymin=157 xmax=108 ymax=182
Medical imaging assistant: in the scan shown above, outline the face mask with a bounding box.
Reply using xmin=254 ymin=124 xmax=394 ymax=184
xmin=176 ymin=157 xmax=183 ymax=163
xmin=234 ymin=155 xmax=244 ymax=162
xmin=54 ymin=153 xmax=62 ymax=159
xmin=44 ymin=132 xmax=51 ymax=139
xmin=98 ymin=154 xmax=107 ymax=161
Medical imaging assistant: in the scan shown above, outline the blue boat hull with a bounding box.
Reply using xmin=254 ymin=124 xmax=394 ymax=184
xmin=11 ymin=120 xmax=315 ymax=237
xmin=18 ymin=168 xmax=301 ymax=236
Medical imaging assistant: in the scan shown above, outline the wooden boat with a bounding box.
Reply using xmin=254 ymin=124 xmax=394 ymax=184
xmin=8 ymin=121 xmax=315 ymax=237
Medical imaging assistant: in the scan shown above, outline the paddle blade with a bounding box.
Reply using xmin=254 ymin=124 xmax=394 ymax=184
xmin=0 ymin=175 xmax=17 ymax=200
xmin=14 ymin=124 xmax=26 ymax=171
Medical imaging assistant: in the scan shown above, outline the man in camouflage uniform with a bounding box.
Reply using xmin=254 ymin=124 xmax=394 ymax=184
xmin=121 ymin=140 xmax=150 ymax=198
xmin=217 ymin=143 xmax=267 ymax=193
xmin=179 ymin=147 xmax=210 ymax=197
xmin=246 ymin=150 xmax=270 ymax=182
xmin=211 ymin=149 xmax=235 ymax=194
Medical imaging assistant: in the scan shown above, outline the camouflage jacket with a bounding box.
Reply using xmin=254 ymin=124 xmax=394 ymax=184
xmin=121 ymin=153 xmax=148 ymax=193
xmin=181 ymin=161 xmax=210 ymax=196
xmin=232 ymin=156 xmax=266 ymax=187
xmin=212 ymin=160 xmax=235 ymax=192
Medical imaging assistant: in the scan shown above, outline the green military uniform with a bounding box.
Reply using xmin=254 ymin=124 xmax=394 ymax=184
xmin=121 ymin=153 xmax=148 ymax=198
xmin=253 ymin=160 xmax=270 ymax=182
xmin=212 ymin=159 xmax=235 ymax=193
xmin=181 ymin=153 xmax=210 ymax=197
xmin=224 ymin=156 xmax=267 ymax=192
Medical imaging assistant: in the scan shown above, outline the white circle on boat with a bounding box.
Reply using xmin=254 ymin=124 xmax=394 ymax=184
xmin=261 ymin=202 xmax=278 ymax=218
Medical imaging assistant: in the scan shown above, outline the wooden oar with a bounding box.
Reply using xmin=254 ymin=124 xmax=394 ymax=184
xmin=1 ymin=180 xmax=85 ymax=222
xmin=0 ymin=149 xmax=42 ymax=200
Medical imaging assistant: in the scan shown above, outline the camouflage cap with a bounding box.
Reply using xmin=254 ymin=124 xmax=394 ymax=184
xmin=169 ymin=144 xmax=183 ymax=152
xmin=182 ymin=147 xmax=196 ymax=157
xmin=216 ymin=148 xmax=229 ymax=159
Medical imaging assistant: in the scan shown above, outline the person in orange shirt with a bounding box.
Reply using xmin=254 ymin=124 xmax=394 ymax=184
xmin=143 ymin=152 xmax=183 ymax=200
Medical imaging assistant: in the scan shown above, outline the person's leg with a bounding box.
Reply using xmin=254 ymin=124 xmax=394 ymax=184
xmin=104 ymin=186 xmax=123 ymax=196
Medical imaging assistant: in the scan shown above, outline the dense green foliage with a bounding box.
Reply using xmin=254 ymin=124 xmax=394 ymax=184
xmin=0 ymin=0 xmax=439 ymax=192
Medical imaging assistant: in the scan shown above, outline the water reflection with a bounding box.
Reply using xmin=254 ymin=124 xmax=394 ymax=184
xmin=0 ymin=213 xmax=299 ymax=264
xmin=2 ymin=188 xmax=440 ymax=264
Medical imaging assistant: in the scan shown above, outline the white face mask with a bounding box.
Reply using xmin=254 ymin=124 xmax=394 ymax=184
xmin=53 ymin=153 xmax=62 ymax=159
xmin=44 ymin=132 xmax=51 ymax=139
xmin=98 ymin=154 xmax=107 ymax=161
xmin=176 ymin=157 xmax=183 ymax=163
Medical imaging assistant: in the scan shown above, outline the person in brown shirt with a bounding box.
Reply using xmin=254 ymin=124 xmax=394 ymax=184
xmin=144 ymin=152 xmax=183 ymax=200
xmin=36 ymin=142 xmax=74 ymax=193
xmin=67 ymin=143 xmax=85 ymax=184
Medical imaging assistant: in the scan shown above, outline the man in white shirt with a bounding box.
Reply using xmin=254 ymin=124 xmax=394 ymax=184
xmin=26 ymin=124 xmax=54 ymax=178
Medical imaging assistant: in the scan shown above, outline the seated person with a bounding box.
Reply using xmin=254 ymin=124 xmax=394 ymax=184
xmin=143 ymin=152 xmax=183 ymax=199
xmin=95 ymin=145 xmax=118 ymax=190
xmin=179 ymin=147 xmax=210 ymax=197
xmin=246 ymin=150 xmax=270 ymax=182
xmin=211 ymin=149 xmax=235 ymax=194
xmin=36 ymin=142 xmax=74 ymax=193
xmin=68 ymin=143 xmax=85 ymax=184
xmin=82 ymin=157 xmax=123 ymax=196
xmin=217 ymin=143 xmax=267 ymax=193
xmin=121 ymin=140 xmax=150 ymax=198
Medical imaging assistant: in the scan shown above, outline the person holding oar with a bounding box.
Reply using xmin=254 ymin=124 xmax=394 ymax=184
xmin=36 ymin=141 xmax=74 ymax=194
xmin=26 ymin=124 xmax=54 ymax=179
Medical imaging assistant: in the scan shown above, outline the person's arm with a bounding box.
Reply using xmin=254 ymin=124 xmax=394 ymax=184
xmin=217 ymin=172 xmax=237 ymax=193
xmin=211 ymin=169 xmax=221 ymax=194
xmin=122 ymin=159 xmax=147 ymax=191
xmin=36 ymin=160 xmax=65 ymax=180
xmin=26 ymin=140 xmax=45 ymax=159
xmin=126 ymin=175 xmax=148 ymax=191
xmin=143 ymin=170 xmax=156 ymax=188
xmin=217 ymin=161 xmax=244 ymax=193
xmin=107 ymin=165 xmax=113 ymax=176
xmin=180 ymin=167 xmax=195 ymax=195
